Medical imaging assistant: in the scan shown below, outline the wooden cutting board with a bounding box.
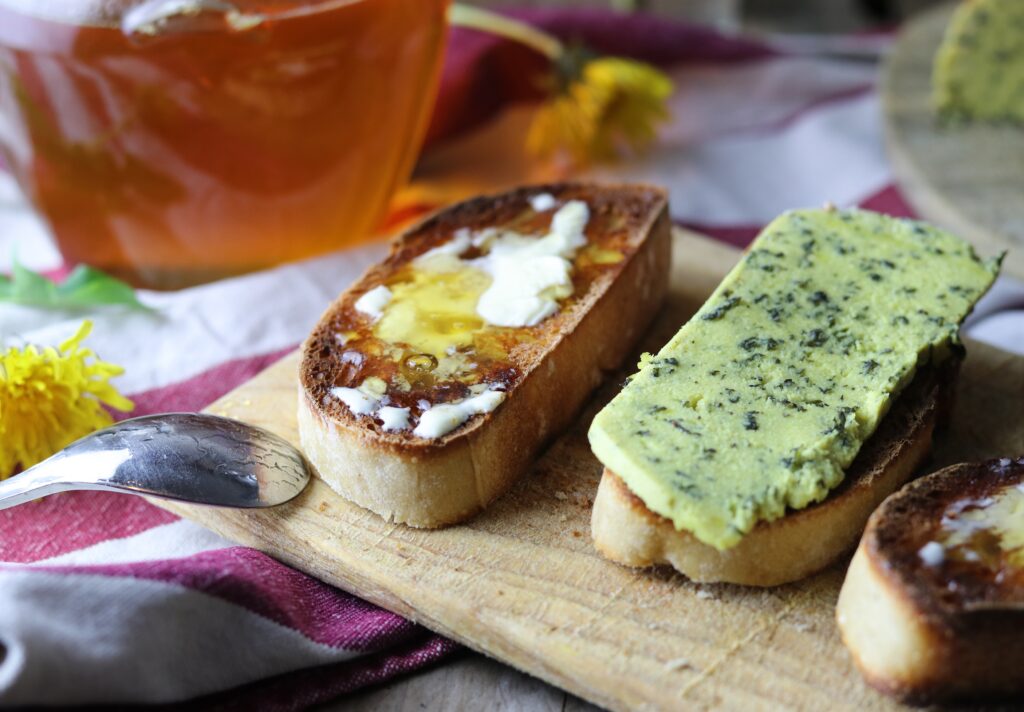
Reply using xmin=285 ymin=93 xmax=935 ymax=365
xmin=154 ymin=230 xmax=1024 ymax=711
xmin=882 ymin=2 xmax=1024 ymax=280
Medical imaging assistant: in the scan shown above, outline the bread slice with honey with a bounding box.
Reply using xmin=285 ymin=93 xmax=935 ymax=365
xmin=592 ymin=362 xmax=957 ymax=587
xmin=298 ymin=183 xmax=670 ymax=527
xmin=588 ymin=207 xmax=1001 ymax=587
xmin=837 ymin=457 xmax=1024 ymax=704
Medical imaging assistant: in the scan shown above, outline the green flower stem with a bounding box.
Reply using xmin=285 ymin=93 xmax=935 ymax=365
xmin=448 ymin=4 xmax=563 ymax=61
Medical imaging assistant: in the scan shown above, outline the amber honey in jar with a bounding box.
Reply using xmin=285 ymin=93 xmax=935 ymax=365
xmin=0 ymin=0 xmax=449 ymax=288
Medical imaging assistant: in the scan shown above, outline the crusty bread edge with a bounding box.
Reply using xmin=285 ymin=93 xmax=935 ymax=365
xmin=590 ymin=370 xmax=947 ymax=587
xmin=836 ymin=537 xmax=948 ymax=702
xmin=837 ymin=460 xmax=1024 ymax=704
xmin=298 ymin=192 xmax=672 ymax=528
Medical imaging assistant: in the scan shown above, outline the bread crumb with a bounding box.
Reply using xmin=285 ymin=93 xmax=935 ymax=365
xmin=695 ymin=587 xmax=716 ymax=600
xmin=665 ymin=657 xmax=692 ymax=671
xmin=554 ymin=491 xmax=568 ymax=501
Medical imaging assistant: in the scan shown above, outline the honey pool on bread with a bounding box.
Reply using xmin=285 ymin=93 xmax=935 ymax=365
xmin=916 ymin=457 xmax=1024 ymax=605
xmin=311 ymin=190 xmax=634 ymax=441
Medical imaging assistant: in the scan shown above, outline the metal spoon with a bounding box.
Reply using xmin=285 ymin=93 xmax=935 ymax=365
xmin=0 ymin=413 xmax=311 ymax=511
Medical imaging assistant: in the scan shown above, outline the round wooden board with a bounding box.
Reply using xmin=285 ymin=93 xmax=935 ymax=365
xmin=882 ymin=2 xmax=1024 ymax=279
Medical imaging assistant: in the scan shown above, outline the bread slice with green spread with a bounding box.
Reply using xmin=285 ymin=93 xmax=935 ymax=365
xmin=589 ymin=207 xmax=1001 ymax=586
xmin=933 ymin=0 xmax=1024 ymax=123
xmin=298 ymin=183 xmax=670 ymax=527
xmin=837 ymin=457 xmax=1024 ymax=704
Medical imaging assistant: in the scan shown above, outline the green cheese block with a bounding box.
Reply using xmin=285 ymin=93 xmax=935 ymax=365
xmin=933 ymin=0 xmax=1024 ymax=122
xmin=589 ymin=208 xmax=1001 ymax=551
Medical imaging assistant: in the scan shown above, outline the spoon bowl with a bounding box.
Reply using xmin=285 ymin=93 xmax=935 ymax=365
xmin=0 ymin=413 xmax=312 ymax=510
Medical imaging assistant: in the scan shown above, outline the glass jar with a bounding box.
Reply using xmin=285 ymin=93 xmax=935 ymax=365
xmin=0 ymin=0 xmax=450 ymax=288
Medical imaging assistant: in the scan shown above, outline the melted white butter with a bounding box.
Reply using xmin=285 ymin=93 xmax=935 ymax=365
xmin=331 ymin=386 xmax=379 ymax=416
xmin=331 ymin=378 xmax=389 ymax=419
xmin=332 ymin=378 xmax=504 ymax=438
xmin=378 ymin=406 xmax=411 ymax=432
xmin=530 ymin=192 xmax=558 ymax=211
xmin=417 ymin=230 xmax=473 ymax=263
xmin=475 ymin=200 xmax=588 ymax=327
xmin=413 ymin=389 xmax=506 ymax=439
xmin=409 ymin=200 xmax=590 ymax=328
xmin=918 ymin=541 xmax=945 ymax=567
xmin=354 ymin=285 xmax=392 ymax=320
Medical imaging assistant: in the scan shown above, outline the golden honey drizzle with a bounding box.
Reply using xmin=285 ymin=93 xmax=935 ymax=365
xmin=938 ymin=482 xmax=1024 ymax=570
xmin=332 ymin=203 xmax=628 ymax=419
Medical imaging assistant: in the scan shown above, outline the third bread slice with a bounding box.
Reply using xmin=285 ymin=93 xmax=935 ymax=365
xmin=837 ymin=456 xmax=1024 ymax=703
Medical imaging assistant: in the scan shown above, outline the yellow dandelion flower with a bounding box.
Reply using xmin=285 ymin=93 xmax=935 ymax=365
xmin=0 ymin=321 xmax=133 ymax=479
xmin=528 ymin=56 xmax=673 ymax=163
xmin=449 ymin=4 xmax=673 ymax=164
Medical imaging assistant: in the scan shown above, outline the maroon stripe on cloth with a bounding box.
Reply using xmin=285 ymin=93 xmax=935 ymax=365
xmin=677 ymin=221 xmax=762 ymax=250
xmin=425 ymin=9 xmax=779 ymax=148
xmin=0 ymin=346 xmax=298 ymax=563
xmin=679 ymin=185 xmax=920 ymax=253
xmin=127 ymin=345 xmax=296 ymax=417
xmin=857 ymin=183 xmax=918 ymax=219
xmin=182 ymin=632 xmax=460 ymax=712
xmin=505 ymin=8 xmax=780 ymax=66
xmin=0 ymin=490 xmax=178 ymax=563
xmin=30 ymin=546 xmax=419 ymax=652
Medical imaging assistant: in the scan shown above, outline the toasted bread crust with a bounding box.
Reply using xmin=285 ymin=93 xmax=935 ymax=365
xmin=838 ymin=458 xmax=1024 ymax=704
xmin=591 ymin=362 xmax=957 ymax=586
xmin=298 ymin=183 xmax=671 ymax=527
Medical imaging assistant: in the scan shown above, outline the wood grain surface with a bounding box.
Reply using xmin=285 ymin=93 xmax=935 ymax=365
xmin=154 ymin=230 xmax=1024 ymax=711
xmin=883 ymin=2 xmax=1024 ymax=280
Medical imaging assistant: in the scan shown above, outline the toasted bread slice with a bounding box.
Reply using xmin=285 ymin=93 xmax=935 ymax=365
xmin=298 ymin=183 xmax=670 ymax=527
xmin=591 ymin=362 xmax=958 ymax=587
xmin=837 ymin=457 xmax=1024 ymax=704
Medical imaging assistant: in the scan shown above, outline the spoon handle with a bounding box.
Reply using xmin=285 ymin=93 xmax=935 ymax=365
xmin=0 ymin=414 xmax=310 ymax=511
xmin=0 ymin=458 xmax=77 ymax=510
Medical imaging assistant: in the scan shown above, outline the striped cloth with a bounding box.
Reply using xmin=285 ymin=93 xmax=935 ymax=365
xmin=1 ymin=9 xmax=1022 ymax=709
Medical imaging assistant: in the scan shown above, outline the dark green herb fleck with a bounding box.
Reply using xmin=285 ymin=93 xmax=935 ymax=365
xmin=701 ymin=296 xmax=742 ymax=321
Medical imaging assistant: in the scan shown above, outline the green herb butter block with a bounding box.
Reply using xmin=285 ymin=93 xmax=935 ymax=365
xmin=933 ymin=0 xmax=1024 ymax=122
xmin=589 ymin=208 xmax=1000 ymax=551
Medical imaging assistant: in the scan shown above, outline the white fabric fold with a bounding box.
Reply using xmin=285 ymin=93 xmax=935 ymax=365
xmin=0 ymin=570 xmax=357 ymax=706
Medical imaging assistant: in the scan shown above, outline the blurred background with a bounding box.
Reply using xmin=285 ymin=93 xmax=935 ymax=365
xmin=466 ymin=0 xmax=946 ymax=32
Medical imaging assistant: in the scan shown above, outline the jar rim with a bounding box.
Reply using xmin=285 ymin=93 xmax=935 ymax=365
xmin=0 ymin=0 xmax=379 ymax=31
